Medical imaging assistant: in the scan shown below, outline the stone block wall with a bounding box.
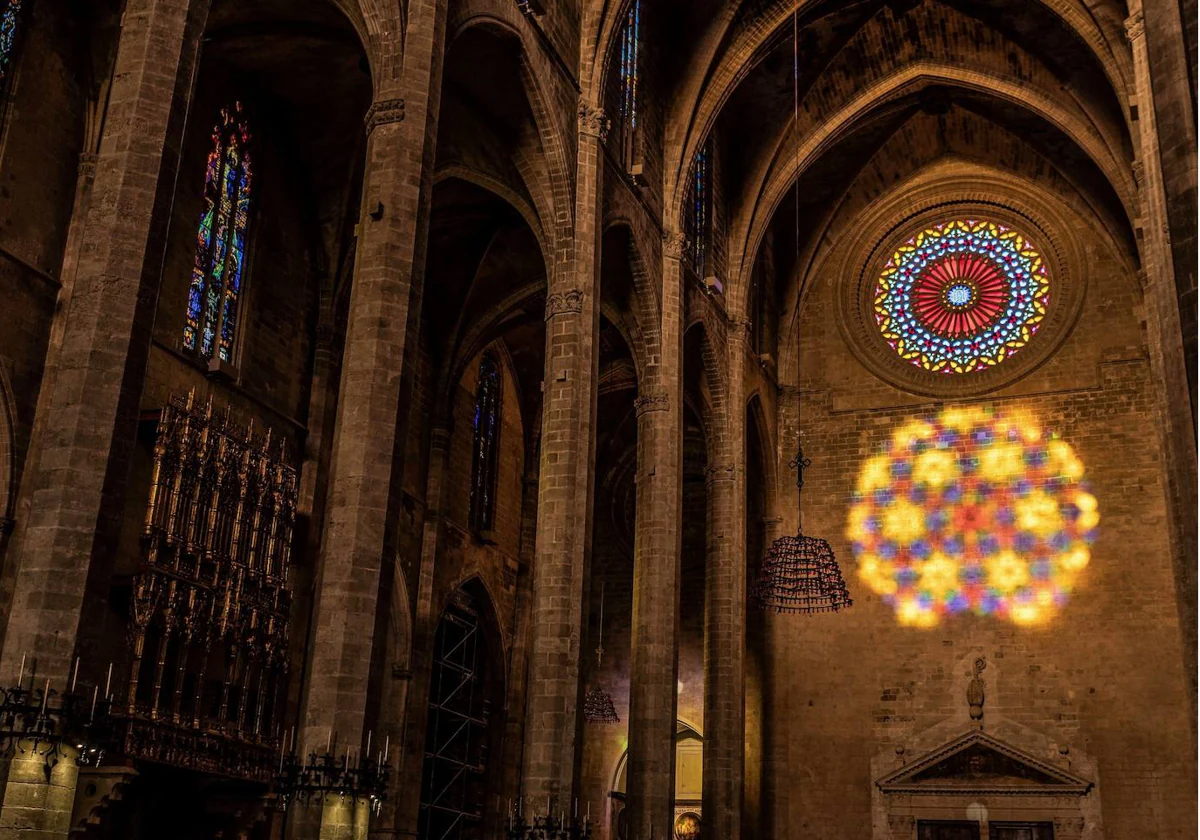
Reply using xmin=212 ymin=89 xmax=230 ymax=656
xmin=767 ymin=197 xmax=1196 ymax=838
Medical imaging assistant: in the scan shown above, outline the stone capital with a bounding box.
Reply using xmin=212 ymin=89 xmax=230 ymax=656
xmin=633 ymin=392 xmax=669 ymax=416
xmin=662 ymin=230 xmax=688 ymax=261
xmin=545 ymin=288 xmax=585 ymax=320
xmin=365 ymin=98 xmax=406 ymax=135
xmin=577 ymin=104 xmax=610 ymax=141
xmin=727 ymin=316 xmax=753 ymax=343
xmin=1124 ymin=10 xmax=1144 ymax=42
xmin=77 ymin=152 xmax=98 ymax=179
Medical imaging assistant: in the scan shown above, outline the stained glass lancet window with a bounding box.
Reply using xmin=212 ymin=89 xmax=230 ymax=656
xmin=874 ymin=219 xmax=1050 ymax=374
xmin=184 ymin=103 xmax=253 ymax=364
xmin=618 ymin=0 xmax=641 ymax=131
xmin=0 ymin=0 xmax=25 ymax=89
xmin=687 ymin=146 xmax=709 ymax=272
xmin=469 ymin=352 xmax=502 ymax=533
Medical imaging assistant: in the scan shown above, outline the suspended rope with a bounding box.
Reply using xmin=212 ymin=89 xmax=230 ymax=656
xmin=583 ymin=582 xmax=619 ymax=723
xmin=751 ymin=4 xmax=852 ymax=615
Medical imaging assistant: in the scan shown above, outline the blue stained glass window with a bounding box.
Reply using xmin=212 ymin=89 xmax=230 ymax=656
xmin=689 ymin=146 xmax=709 ymax=270
xmin=470 ymin=352 xmax=502 ymax=533
xmin=184 ymin=103 xmax=253 ymax=364
xmin=0 ymin=0 xmax=24 ymax=87
xmin=619 ymin=0 xmax=640 ymax=129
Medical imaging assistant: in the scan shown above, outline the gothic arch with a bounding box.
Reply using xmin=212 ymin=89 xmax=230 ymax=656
xmin=664 ymin=0 xmax=1132 ymax=216
xmin=728 ymin=63 xmax=1137 ymax=319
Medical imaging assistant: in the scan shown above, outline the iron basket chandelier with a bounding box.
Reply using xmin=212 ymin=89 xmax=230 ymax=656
xmin=751 ymin=445 xmax=852 ymax=614
xmin=583 ymin=584 xmax=619 ymax=724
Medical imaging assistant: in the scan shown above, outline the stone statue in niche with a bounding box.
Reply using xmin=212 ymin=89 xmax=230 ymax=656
xmin=967 ymin=657 xmax=986 ymax=721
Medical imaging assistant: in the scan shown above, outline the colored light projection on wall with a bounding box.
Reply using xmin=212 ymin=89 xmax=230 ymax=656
xmin=875 ymin=219 xmax=1050 ymax=374
xmin=848 ymin=406 xmax=1098 ymax=628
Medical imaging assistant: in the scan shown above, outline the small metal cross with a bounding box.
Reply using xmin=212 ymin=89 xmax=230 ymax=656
xmin=789 ymin=446 xmax=813 ymax=490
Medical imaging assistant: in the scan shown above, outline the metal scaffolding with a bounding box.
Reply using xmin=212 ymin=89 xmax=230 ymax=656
xmin=419 ymin=601 xmax=492 ymax=840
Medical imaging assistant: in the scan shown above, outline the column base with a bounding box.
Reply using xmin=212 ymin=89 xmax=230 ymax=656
xmin=0 ymin=745 xmax=80 ymax=840
xmin=317 ymin=797 xmax=371 ymax=840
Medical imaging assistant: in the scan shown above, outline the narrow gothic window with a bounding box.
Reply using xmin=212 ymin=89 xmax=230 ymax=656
xmin=184 ymin=102 xmax=253 ymax=364
xmin=618 ymin=0 xmax=640 ymax=131
xmin=686 ymin=145 xmax=709 ymax=273
xmin=611 ymin=0 xmax=642 ymax=175
xmin=469 ymin=352 xmax=502 ymax=533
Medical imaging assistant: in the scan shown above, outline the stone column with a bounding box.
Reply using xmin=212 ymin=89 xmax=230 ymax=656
xmin=0 ymin=0 xmax=210 ymax=694
xmin=0 ymin=747 xmax=80 ymax=840
xmin=296 ymin=89 xmax=411 ymax=783
xmin=0 ymin=1 xmax=209 ymax=835
xmin=298 ymin=0 xmax=448 ymax=832
xmin=1125 ymin=1 xmax=1199 ymax=727
xmin=626 ymin=231 xmax=685 ymax=840
xmin=519 ymin=104 xmax=606 ymax=810
xmin=701 ymin=318 xmax=749 ymax=840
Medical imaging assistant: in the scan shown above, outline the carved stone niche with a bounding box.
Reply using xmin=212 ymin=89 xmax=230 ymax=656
xmin=874 ymin=731 xmax=1099 ymax=840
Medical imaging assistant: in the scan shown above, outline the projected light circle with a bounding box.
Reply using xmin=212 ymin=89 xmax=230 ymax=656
xmin=847 ymin=406 xmax=1098 ymax=627
xmin=874 ymin=219 xmax=1051 ymax=374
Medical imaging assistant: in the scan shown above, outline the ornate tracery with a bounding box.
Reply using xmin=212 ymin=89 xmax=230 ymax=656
xmin=874 ymin=219 xmax=1051 ymax=375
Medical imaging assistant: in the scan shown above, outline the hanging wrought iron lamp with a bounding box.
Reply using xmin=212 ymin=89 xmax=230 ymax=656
xmin=751 ymin=445 xmax=852 ymax=614
xmin=583 ymin=583 xmax=620 ymax=723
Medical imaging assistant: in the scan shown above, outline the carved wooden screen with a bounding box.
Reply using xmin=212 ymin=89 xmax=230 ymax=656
xmin=123 ymin=390 xmax=296 ymax=781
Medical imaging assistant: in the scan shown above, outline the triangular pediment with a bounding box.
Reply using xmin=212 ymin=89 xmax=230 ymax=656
xmin=876 ymin=730 xmax=1093 ymax=796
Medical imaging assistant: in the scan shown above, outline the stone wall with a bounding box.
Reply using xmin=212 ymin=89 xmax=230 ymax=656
xmin=767 ymin=193 xmax=1196 ymax=838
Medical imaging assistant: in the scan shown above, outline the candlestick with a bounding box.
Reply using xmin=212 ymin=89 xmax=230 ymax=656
xmin=366 ymin=730 xmax=372 ymax=759
xmin=17 ymin=653 xmax=24 ymax=687
xmin=40 ymin=679 xmax=49 ymax=715
xmin=70 ymin=656 xmax=79 ymax=693
xmin=327 ymin=728 xmax=332 ymax=753
xmin=104 ymin=663 xmax=112 ymax=699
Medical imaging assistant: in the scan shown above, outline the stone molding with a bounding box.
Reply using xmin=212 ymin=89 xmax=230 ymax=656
xmin=365 ymin=98 xmax=406 ymax=135
xmin=577 ymin=104 xmax=610 ymax=141
xmin=875 ymin=730 xmax=1094 ymax=797
xmin=705 ymin=464 xmax=741 ymax=485
xmin=545 ymin=288 xmax=585 ymax=320
xmin=633 ymin=393 xmax=669 ymax=416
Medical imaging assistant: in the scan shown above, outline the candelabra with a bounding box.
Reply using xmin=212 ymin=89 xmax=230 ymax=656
xmin=274 ymin=747 xmax=390 ymax=813
xmin=506 ymin=802 xmax=593 ymax=840
xmin=0 ymin=663 xmax=114 ymax=772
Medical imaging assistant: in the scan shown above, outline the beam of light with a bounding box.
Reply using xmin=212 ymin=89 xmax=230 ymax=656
xmin=847 ymin=406 xmax=1098 ymax=627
